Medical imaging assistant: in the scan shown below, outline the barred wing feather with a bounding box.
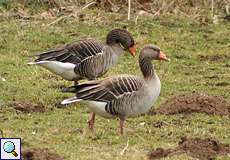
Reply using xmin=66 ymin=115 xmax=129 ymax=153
xmin=34 ymin=39 xmax=104 ymax=64
xmin=66 ymin=75 xmax=144 ymax=102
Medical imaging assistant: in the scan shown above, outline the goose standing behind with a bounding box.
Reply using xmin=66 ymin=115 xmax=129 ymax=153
xmin=61 ymin=45 xmax=170 ymax=134
xmin=28 ymin=29 xmax=136 ymax=85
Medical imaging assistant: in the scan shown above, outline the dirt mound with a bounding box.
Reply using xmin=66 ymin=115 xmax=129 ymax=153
xmin=150 ymin=93 xmax=230 ymax=116
xmin=9 ymin=102 xmax=45 ymax=113
xmin=22 ymin=148 xmax=63 ymax=160
xmin=178 ymin=137 xmax=230 ymax=159
xmin=148 ymin=137 xmax=230 ymax=160
xmin=147 ymin=148 xmax=173 ymax=160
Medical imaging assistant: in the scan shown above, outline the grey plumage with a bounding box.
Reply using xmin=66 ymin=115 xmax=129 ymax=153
xmin=74 ymin=47 xmax=115 ymax=80
xmin=28 ymin=29 xmax=136 ymax=83
xmin=35 ymin=39 xmax=103 ymax=63
xmin=62 ymin=44 xmax=170 ymax=134
xmin=63 ymin=75 xmax=143 ymax=103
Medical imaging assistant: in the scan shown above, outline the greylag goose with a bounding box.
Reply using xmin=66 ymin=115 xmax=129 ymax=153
xmin=61 ymin=45 xmax=170 ymax=134
xmin=28 ymin=29 xmax=136 ymax=84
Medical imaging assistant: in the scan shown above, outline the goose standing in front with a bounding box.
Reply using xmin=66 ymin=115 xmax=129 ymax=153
xmin=28 ymin=29 xmax=136 ymax=85
xmin=61 ymin=45 xmax=170 ymax=134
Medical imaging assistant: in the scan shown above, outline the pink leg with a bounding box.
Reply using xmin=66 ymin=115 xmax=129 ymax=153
xmin=87 ymin=113 xmax=96 ymax=130
xmin=119 ymin=119 xmax=125 ymax=135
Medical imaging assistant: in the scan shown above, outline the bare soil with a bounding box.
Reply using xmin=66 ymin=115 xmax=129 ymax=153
xmin=22 ymin=148 xmax=63 ymax=160
xmin=9 ymin=102 xmax=45 ymax=113
xmin=147 ymin=148 xmax=173 ymax=160
xmin=148 ymin=137 xmax=230 ymax=160
xmin=178 ymin=137 xmax=230 ymax=159
xmin=150 ymin=93 xmax=230 ymax=116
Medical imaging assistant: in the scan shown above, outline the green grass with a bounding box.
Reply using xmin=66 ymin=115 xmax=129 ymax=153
xmin=0 ymin=11 xmax=230 ymax=159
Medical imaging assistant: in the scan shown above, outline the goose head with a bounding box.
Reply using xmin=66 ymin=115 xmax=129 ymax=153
xmin=106 ymin=29 xmax=136 ymax=57
xmin=140 ymin=45 xmax=170 ymax=61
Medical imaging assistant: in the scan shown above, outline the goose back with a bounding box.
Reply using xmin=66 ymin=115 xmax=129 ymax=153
xmin=74 ymin=46 xmax=120 ymax=80
xmin=35 ymin=39 xmax=104 ymax=64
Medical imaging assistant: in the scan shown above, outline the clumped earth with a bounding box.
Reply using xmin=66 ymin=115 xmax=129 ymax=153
xmin=8 ymin=102 xmax=45 ymax=113
xmin=147 ymin=148 xmax=173 ymax=160
xmin=22 ymin=148 xmax=63 ymax=160
xmin=150 ymin=93 xmax=230 ymax=116
xmin=148 ymin=137 xmax=230 ymax=160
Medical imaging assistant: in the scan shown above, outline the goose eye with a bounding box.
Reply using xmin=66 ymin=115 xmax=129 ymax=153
xmin=154 ymin=48 xmax=160 ymax=53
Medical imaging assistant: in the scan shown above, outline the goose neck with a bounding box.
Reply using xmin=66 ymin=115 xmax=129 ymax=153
xmin=139 ymin=56 xmax=155 ymax=80
xmin=108 ymin=43 xmax=124 ymax=56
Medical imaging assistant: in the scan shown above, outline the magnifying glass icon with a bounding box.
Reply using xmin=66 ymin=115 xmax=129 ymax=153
xmin=3 ymin=141 xmax=18 ymax=157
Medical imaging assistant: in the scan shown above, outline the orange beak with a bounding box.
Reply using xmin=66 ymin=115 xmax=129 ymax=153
xmin=159 ymin=51 xmax=170 ymax=61
xmin=128 ymin=46 xmax=136 ymax=57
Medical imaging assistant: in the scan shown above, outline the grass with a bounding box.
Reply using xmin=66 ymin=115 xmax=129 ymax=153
xmin=0 ymin=10 xmax=230 ymax=159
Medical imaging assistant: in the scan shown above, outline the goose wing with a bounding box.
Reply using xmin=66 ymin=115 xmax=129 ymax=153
xmin=63 ymin=75 xmax=144 ymax=102
xmin=34 ymin=39 xmax=104 ymax=64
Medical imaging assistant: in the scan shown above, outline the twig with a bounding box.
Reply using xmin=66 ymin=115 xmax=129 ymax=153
xmin=47 ymin=15 xmax=71 ymax=26
xmin=225 ymin=5 xmax=229 ymax=15
xmin=106 ymin=0 xmax=116 ymax=9
xmin=81 ymin=1 xmax=96 ymax=10
xmin=120 ymin=140 xmax=129 ymax=155
xmin=47 ymin=1 xmax=96 ymax=26
xmin=128 ymin=0 xmax=131 ymax=20
xmin=211 ymin=0 xmax=214 ymax=17
xmin=152 ymin=0 xmax=175 ymax=17
xmin=134 ymin=0 xmax=153 ymax=14
xmin=47 ymin=13 xmax=72 ymax=26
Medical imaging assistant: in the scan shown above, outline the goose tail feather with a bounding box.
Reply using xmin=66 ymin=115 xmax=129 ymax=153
xmin=62 ymin=86 xmax=78 ymax=93
xmin=61 ymin=96 xmax=81 ymax=105
xmin=27 ymin=61 xmax=50 ymax=65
